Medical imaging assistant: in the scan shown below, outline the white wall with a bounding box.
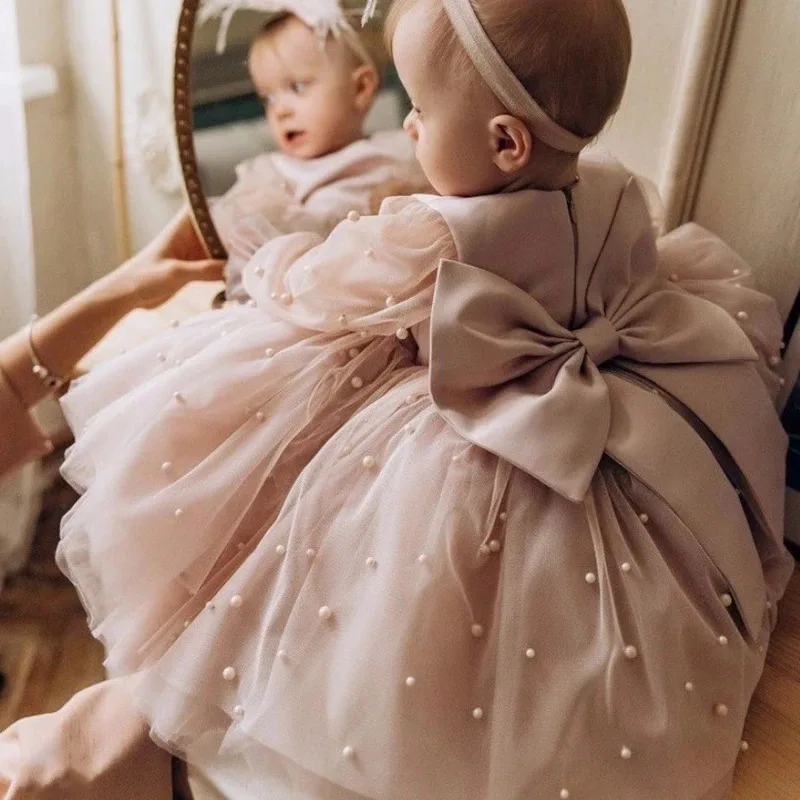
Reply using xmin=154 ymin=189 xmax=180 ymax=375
xmin=62 ymin=0 xmax=185 ymax=276
xmin=693 ymin=0 xmax=800 ymax=319
xmin=15 ymin=0 xmax=91 ymax=314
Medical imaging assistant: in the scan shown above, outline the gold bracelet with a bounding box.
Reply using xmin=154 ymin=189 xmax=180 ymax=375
xmin=27 ymin=315 xmax=67 ymax=392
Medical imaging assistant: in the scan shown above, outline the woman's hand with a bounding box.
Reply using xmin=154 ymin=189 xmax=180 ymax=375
xmin=95 ymin=210 xmax=225 ymax=313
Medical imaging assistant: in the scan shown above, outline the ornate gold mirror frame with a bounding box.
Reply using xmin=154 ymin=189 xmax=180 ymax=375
xmin=173 ymin=0 xmax=228 ymax=260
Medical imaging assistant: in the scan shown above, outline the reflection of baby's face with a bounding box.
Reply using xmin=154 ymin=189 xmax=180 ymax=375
xmin=248 ymin=17 xmax=368 ymax=159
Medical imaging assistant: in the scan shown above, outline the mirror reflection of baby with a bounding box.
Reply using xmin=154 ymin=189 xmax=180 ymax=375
xmin=212 ymin=11 xmax=431 ymax=302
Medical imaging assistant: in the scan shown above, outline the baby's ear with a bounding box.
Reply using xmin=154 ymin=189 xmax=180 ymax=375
xmin=353 ymin=65 xmax=380 ymax=113
xmin=490 ymin=115 xmax=533 ymax=174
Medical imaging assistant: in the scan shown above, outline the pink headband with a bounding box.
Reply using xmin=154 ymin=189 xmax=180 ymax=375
xmin=441 ymin=0 xmax=592 ymax=154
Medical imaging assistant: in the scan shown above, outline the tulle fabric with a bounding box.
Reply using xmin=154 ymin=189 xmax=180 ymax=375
xmin=138 ymin=371 xmax=766 ymax=800
xmin=657 ymin=223 xmax=784 ymax=398
xmin=59 ymin=191 xmax=786 ymax=798
xmin=58 ymin=197 xmax=455 ymax=677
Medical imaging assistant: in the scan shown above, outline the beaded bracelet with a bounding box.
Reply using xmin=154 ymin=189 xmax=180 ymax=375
xmin=27 ymin=315 xmax=67 ymax=392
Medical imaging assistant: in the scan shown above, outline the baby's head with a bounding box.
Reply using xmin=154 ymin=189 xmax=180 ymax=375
xmin=386 ymin=0 xmax=632 ymax=196
xmin=249 ymin=14 xmax=380 ymax=159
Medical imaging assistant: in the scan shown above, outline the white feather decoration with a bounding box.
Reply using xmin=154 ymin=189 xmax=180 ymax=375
xmin=199 ymin=0 xmax=368 ymax=55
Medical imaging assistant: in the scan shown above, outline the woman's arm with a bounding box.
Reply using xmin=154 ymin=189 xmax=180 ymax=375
xmin=0 ymin=211 xmax=223 ymax=410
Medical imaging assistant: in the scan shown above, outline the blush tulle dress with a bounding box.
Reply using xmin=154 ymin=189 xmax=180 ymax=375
xmin=58 ymin=157 xmax=793 ymax=800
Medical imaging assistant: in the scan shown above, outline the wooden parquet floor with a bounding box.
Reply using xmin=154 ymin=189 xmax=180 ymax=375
xmin=0 ymin=461 xmax=799 ymax=798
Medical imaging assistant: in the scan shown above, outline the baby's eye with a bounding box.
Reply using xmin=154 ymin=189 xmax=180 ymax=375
xmin=290 ymin=81 xmax=309 ymax=95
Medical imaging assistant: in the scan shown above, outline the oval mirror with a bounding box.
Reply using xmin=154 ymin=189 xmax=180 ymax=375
xmin=173 ymin=0 xmax=412 ymax=266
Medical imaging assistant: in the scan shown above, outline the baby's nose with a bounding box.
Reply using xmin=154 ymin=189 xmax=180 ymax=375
xmin=274 ymin=101 xmax=293 ymax=119
xmin=403 ymin=111 xmax=418 ymax=141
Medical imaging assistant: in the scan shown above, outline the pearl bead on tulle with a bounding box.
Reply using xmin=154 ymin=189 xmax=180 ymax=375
xmin=366 ymin=557 xmax=377 ymax=568
xmin=585 ymin=572 xmax=597 ymax=585
xmin=624 ymin=645 xmax=638 ymax=660
xmin=348 ymin=348 xmax=360 ymax=359
xmin=560 ymin=790 xmax=570 ymax=799
xmin=526 ymin=648 xmax=536 ymax=659
xmin=229 ymin=595 xmax=243 ymax=609
xmin=161 ymin=462 xmax=173 ymax=473
xmin=621 ymin=746 xmax=632 ymax=760
xmin=472 ymin=707 xmax=484 ymax=720
xmin=721 ymin=593 xmax=733 ymax=607
xmin=718 ymin=635 xmax=728 ymax=646
xmin=396 ymin=328 xmax=409 ymax=341
xmin=307 ymin=548 xmax=316 ymax=558
xmin=351 ymin=377 xmax=364 ymax=389
xmin=715 ymin=703 xmax=729 ymax=717
xmin=489 ymin=540 xmax=502 ymax=553
xmin=174 ymin=509 xmax=184 ymax=518
xmin=471 ymin=624 xmax=484 ymax=638
xmin=405 ymin=676 xmax=416 ymax=687
xmin=173 ymin=392 xmax=186 ymax=403
xmin=685 ymin=681 xmax=694 ymax=692
xmin=319 ymin=606 xmax=333 ymax=621
xmin=233 ymin=705 xmax=245 ymax=720
xmin=223 ymin=667 xmax=236 ymax=681
xmin=276 ymin=545 xmax=286 ymax=556
xmin=342 ymin=745 xmax=355 ymax=759
xmin=385 ymin=295 xmax=396 ymax=307
xmin=621 ymin=562 xmax=632 ymax=573
xmin=638 ymin=513 xmax=650 ymax=524
xmin=362 ymin=456 xmax=376 ymax=469
xmin=417 ymin=554 xmax=428 ymax=564
xmin=347 ymin=211 xmax=360 ymax=222
xmin=255 ymin=412 xmax=266 ymax=423
xmin=736 ymin=311 xmax=749 ymax=322
xmin=740 ymin=741 xmax=749 ymax=752
xmin=265 ymin=349 xmax=275 ymax=358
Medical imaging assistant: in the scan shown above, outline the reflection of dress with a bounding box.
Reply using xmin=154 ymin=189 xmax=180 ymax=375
xmin=212 ymin=130 xmax=426 ymax=302
xmin=59 ymin=158 xmax=793 ymax=800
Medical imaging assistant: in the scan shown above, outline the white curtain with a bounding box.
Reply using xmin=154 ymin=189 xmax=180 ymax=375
xmin=0 ymin=0 xmax=43 ymax=583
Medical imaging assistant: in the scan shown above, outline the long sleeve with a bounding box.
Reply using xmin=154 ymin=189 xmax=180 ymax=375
xmin=658 ymin=223 xmax=785 ymax=398
xmin=242 ymin=196 xmax=457 ymax=337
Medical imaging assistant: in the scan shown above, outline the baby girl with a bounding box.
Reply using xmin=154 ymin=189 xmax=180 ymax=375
xmin=206 ymin=1 xmax=430 ymax=301
xmin=1 ymin=0 xmax=792 ymax=798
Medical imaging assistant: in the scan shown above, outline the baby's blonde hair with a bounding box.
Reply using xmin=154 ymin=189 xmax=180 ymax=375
xmin=386 ymin=0 xmax=632 ymax=140
xmin=256 ymin=10 xmax=386 ymax=72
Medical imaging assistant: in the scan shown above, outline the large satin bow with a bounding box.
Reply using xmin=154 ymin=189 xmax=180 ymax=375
xmin=430 ymin=260 xmax=758 ymax=502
